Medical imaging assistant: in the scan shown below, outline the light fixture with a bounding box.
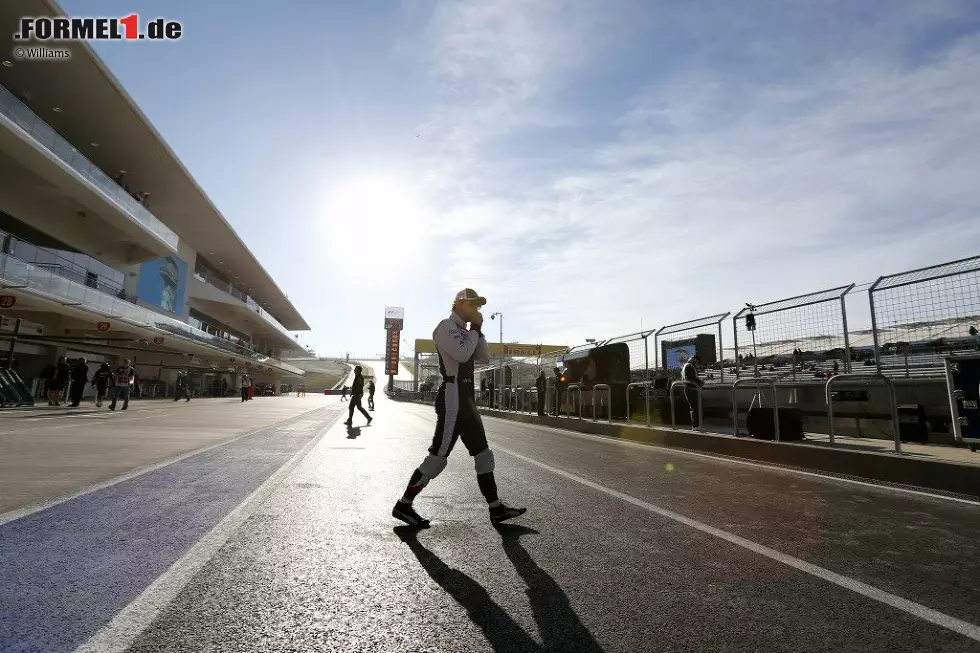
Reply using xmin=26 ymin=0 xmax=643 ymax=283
xmin=1 ymin=60 xmax=13 ymax=67
xmin=90 ymin=142 xmax=99 ymax=147
xmin=52 ymin=107 xmax=62 ymax=112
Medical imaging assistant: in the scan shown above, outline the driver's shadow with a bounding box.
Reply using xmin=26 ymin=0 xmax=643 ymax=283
xmin=346 ymin=425 xmax=361 ymax=439
xmin=395 ymin=525 xmax=605 ymax=653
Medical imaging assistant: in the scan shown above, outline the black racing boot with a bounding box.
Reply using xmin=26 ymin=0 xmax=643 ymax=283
xmin=392 ymin=501 xmax=430 ymax=527
xmin=489 ymin=503 xmax=527 ymax=524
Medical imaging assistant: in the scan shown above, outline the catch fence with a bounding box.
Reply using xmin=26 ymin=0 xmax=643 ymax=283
xmin=392 ymin=253 xmax=978 ymax=393
xmin=869 ymin=255 xmax=980 ymax=378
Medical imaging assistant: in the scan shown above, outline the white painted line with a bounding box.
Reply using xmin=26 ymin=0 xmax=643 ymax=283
xmin=72 ymin=419 xmax=335 ymax=653
xmin=482 ymin=416 xmax=980 ymax=508
xmin=0 ymin=406 xmax=331 ymax=526
xmin=496 ymin=445 xmax=980 ymax=644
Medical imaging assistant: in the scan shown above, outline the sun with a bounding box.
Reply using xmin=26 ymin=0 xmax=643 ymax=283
xmin=320 ymin=175 xmax=428 ymax=264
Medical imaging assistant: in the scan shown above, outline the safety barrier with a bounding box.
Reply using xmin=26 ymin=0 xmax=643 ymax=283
xmin=626 ymin=381 xmax=653 ymax=427
xmin=563 ymin=384 xmax=582 ymax=419
xmin=732 ymin=378 xmax=780 ymax=441
xmin=592 ymin=384 xmax=611 ymax=422
xmin=670 ymin=380 xmax=703 ymax=430
xmin=527 ymin=388 xmax=538 ymax=414
xmin=825 ymin=374 xmax=901 ymax=453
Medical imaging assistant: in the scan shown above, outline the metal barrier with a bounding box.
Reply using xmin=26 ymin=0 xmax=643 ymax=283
xmin=732 ymin=378 xmax=780 ymax=441
xmin=670 ymin=380 xmax=703 ymax=430
xmin=825 ymin=374 xmax=901 ymax=453
xmin=563 ymin=384 xmax=582 ymax=419
xmin=626 ymin=381 xmax=653 ymax=427
xmin=592 ymin=384 xmax=611 ymax=422
xmin=528 ymin=388 xmax=538 ymax=414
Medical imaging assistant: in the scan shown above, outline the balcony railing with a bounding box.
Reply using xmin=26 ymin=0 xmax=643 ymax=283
xmin=193 ymin=266 xmax=304 ymax=347
xmin=0 ymin=252 xmax=304 ymax=375
xmin=0 ymin=84 xmax=179 ymax=251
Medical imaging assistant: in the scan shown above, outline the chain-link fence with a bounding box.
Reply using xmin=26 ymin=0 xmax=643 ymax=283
xmin=396 ymin=254 xmax=979 ymax=413
xmin=733 ymin=285 xmax=854 ymax=383
xmin=870 ymin=255 xmax=980 ymax=378
xmin=601 ymin=330 xmax=656 ymax=381
xmin=654 ymin=314 xmax=729 ymax=384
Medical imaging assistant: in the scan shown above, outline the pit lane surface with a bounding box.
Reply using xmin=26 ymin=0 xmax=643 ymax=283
xmin=3 ymin=391 xmax=980 ymax=652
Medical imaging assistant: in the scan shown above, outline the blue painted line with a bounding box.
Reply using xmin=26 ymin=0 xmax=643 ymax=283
xmin=0 ymin=408 xmax=335 ymax=653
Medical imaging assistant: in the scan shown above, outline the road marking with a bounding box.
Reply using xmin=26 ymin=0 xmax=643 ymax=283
xmin=72 ymin=418 xmax=336 ymax=653
xmin=496 ymin=445 xmax=980 ymax=644
xmin=482 ymin=416 xmax=980 ymax=507
xmin=0 ymin=406 xmax=331 ymax=526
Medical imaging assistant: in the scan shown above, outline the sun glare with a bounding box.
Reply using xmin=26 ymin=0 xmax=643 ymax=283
xmin=321 ymin=176 xmax=428 ymax=266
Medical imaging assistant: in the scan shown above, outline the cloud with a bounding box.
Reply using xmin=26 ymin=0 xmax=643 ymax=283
xmin=407 ymin=1 xmax=980 ymax=352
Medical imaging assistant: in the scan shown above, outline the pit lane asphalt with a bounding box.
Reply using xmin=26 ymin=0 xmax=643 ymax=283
xmin=3 ymin=391 xmax=980 ymax=652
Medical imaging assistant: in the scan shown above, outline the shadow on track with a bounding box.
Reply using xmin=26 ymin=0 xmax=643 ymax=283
xmin=346 ymin=425 xmax=361 ymax=439
xmin=395 ymin=525 xmax=605 ymax=653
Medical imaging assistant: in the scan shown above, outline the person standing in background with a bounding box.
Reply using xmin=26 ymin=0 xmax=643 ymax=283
xmin=535 ymin=370 xmax=547 ymax=416
xmin=48 ymin=356 xmax=70 ymax=406
xmin=681 ymin=355 xmax=704 ymax=427
xmin=68 ymin=358 xmax=88 ymax=407
xmin=367 ymin=379 xmax=376 ymax=410
xmin=240 ymin=374 xmax=251 ymax=403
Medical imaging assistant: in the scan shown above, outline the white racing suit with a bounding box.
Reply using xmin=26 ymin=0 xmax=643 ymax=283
xmin=398 ymin=312 xmax=500 ymax=505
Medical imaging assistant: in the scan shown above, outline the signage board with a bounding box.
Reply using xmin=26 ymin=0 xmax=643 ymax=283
xmin=385 ymin=328 xmax=401 ymax=375
xmin=414 ymin=339 xmax=566 ymax=357
xmin=384 ymin=306 xmax=405 ymax=331
xmin=0 ymin=317 xmax=43 ymax=335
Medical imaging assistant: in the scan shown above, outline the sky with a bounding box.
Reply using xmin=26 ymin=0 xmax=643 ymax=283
xmin=62 ymin=0 xmax=980 ymax=359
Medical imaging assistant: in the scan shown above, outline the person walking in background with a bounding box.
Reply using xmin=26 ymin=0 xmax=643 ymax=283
xmin=340 ymin=385 xmax=349 ymax=402
xmin=109 ymin=359 xmax=135 ymax=411
xmin=240 ymin=374 xmax=250 ymax=402
xmin=343 ymin=366 xmax=372 ymax=426
xmin=367 ymin=378 xmax=376 ymax=410
xmin=535 ymin=370 xmax=547 ymax=416
xmin=174 ymin=370 xmax=191 ymax=402
xmin=91 ymin=362 xmax=113 ymax=408
xmin=68 ymin=358 xmax=89 ymax=407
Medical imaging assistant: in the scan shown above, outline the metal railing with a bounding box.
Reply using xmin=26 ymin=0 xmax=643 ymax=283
xmin=0 ymin=253 xmax=304 ymax=375
xmin=626 ymin=381 xmax=653 ymax=427
xmin=0 ymin=83 xmax=179 ymax=250
xmin=670 ymin=380 xmax=703 ymax=430
xmin=825 ymin=374 xmax=901 ymax=453
xmin=732 ymin=378 xmax=780 ymax=441
xmin=563 ymin=384 xmax=582 ymax=419
xmin=592 ymin=383 xmax=611 ymax=422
